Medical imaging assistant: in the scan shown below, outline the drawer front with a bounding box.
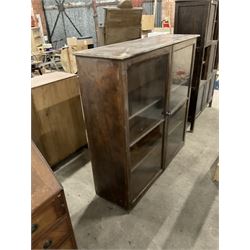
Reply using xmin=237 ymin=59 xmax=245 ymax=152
xmin=57 ymin=236 xmax=77 ymax=249
xmin=32 ymin=217 xmax=69 ymax=249
xmin=32 ymin=192 xmax=66 ymax=240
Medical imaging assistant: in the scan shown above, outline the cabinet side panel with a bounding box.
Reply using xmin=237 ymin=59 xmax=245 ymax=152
xmin=31 ymin=77 xmax=86 ymax=167
xmin=188 ymin=47 xmax=203 ymax=124
xmin=76 ymin=57 xmax=128 ymax=208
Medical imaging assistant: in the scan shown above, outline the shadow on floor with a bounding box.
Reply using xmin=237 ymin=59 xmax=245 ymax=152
xmin=55 ymin=148 xmax=90 ymax=182
xmin=162 ymin=171 xmax=218 ymax=249
xmin=72 ymin=193 xmax=172 ymax=249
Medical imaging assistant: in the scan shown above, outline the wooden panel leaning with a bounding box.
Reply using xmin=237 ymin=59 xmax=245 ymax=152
xmin=32 ymin=72 xmax=87 ymax=168
xmin=75 ymin=34 xmax=198 ymax=210
xmin=32 ymin=142 xmax=77 ymax=249
xmin=102 ymin=7 xmax=143 ymax=45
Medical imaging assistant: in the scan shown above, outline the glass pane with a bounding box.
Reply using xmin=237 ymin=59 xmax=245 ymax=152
xmin=168 ymin=103 xmax=186 ymax=134
xmin=207 ymin=73 xmax=216 ymax=103
xmin=129 ymin=100 xmax=164 ymax=143
xmin=172 ymin=45 xmax=193 ymax=90
xmin=169 ymin=45 xmax=193 ymax=111
xmin=166 ymin=122 xmax=185 ymax=166
xmin=128 ymin=55 xmax=168 ymax=143
xmin=201 ymin=46 xmax=211 ymax=80
xmin=206 ymin=4 xmax=216 ymax=44
xmin=169 ymin=85 xmax=188 ymax=111
xmin=196 ymin=81 xmax=205 ymax=115
xmin=130 ymin=123 xmax=163 ymax=200
xmin=202 ymin=81 xmax=209 ymax=109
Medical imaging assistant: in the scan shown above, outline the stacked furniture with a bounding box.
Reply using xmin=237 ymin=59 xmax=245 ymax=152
xmin=32 ymin=143 xmax=77 ymax=249
xmin=99 ymin=6 xmax=143 ymax=45
xmin=32 ymin=72 xmax=87 ymax=169
xmin=31 ymin=26 xmax=43 ymax=54
xmin=75 ymin=34 xmax=198 ymax=209
xmin=174 ymin=0 xmax=219 ymax=131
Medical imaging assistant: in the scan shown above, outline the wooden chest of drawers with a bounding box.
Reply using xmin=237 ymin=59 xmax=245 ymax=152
xmin=32 ymin=143 xmax=77 ymax=249
xmin=32 ymin=72 xmax=87 ymax=168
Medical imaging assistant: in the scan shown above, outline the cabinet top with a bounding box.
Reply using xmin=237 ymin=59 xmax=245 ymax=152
xmin=103 ymin=7 xmax=143 ymax=11
xmin=75 ymin=34 xmax=199 ymax=60
xmin=31 ymin=71 xmax=76 ymax=89
xmin=32 ymin=143 xmax=62 ymax=212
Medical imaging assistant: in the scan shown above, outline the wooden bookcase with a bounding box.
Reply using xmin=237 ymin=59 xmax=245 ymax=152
xmin=174 ymin=0 xmax=219 ymax=131
xmin=75 ymin=34 xmax=198 ymax=209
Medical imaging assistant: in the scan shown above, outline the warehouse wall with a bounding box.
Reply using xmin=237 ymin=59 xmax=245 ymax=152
xmin=32 ymin=0 xmax=47 ymax=35
xmin=162 ymin=0 xmax=175 ymax=27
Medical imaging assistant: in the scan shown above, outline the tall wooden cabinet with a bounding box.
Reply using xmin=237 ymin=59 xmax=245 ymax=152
xmin=75 ymin=34 xmax=198 ymax=209
xmin=174 ymin=0 xmax=219 ymax=131
xmin=32 ymin=143 xmax=77 ymax=249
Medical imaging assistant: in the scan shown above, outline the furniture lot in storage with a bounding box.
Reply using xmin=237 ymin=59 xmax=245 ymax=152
xmin=174 ymin=0 xmax=219 ymax=131
xmin=75 ymin=34 xmax=198 ymax=209
xmin=32 ymin=72 xmax=87 ymax=168
xmin=32 ymin=143 xmax=77 ymax=249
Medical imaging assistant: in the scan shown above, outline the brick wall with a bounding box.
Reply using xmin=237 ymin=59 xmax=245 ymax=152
xmin=162 ymin=0 xmax=175 ymax=27
xmin=132 ymin=0 xmax=143 ymax=7
xmin=31 ymin=0 xmax=47 ymax=35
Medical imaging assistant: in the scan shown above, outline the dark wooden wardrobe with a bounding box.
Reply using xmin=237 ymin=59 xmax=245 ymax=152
xmin=174 ymin=0 xmax=219 ymax=131
xmin=75 ymin=34 xmax=198 ymax=209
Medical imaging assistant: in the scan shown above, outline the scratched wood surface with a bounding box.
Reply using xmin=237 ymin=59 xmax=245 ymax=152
xmin=75 ymin=34 xmax=199 ymax=60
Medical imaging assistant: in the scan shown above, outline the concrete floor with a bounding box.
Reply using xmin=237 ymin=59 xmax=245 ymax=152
xmin=55 ymin=91 xmax=219 ymax=250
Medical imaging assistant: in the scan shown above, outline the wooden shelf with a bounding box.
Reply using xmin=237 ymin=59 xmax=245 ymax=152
xmin=131 ymin=142 xmax=162 ymax=173
xmin=129 ymin=119 xmax=164 ymax=147
xmin=171 ymin=78 xmax=189 ymax=92
xmin=169 ymin=86 xmax=188 ymax=112
xmin=129 ymin=99 xmax=161 ymax=120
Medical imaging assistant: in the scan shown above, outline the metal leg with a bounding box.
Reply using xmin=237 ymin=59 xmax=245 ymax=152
xmin=51 ymin=56 xmax=59 ymax=71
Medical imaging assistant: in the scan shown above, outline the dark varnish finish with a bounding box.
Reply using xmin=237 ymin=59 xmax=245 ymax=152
xmin=76 ymin=34 xmax=198 ymax=210
xmin=174 ymin=0 xmax=219 ymax=131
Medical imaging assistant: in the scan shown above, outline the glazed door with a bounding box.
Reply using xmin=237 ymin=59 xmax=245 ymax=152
xmin=205 ymin=2 xmax=217 ymax=45
xmin=165 ymin=42 xmax=194 ymax=167
xmin=126 ymin=49 xmax=171 ymax=202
